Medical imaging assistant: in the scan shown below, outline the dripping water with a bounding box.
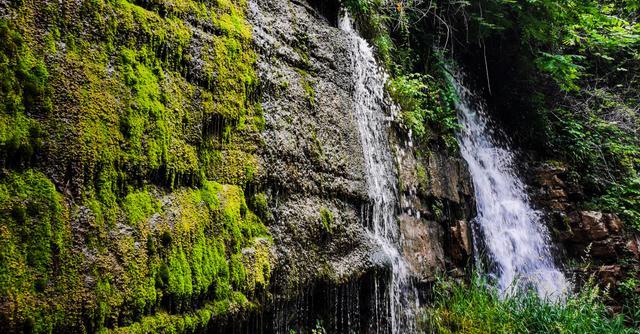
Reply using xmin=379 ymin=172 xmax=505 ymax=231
xmin=451 ymin=71 xmax=571 ymax=300
xmin=340 ymin=14 xmax=417 ymax=333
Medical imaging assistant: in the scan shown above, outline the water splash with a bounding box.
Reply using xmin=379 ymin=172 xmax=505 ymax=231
xmin=451 ymin=72 xmax=571 ymax=300
xmin=340 ymin=14 xmax=417 ymax=333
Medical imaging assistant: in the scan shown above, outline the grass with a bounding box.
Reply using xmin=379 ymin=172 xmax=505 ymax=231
xmin=419 ymin=275 xmax=635 ymax=334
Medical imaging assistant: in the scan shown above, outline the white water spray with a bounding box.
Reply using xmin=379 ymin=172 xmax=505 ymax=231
xmin=452 ymin=72 xmax=570 ymax=299
xmin=340 ymin=14 xmax=416 ymax=333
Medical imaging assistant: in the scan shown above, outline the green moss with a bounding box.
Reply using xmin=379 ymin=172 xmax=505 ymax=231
xmin=295 ymin=68 xmax=316 ymax=107
xmin=416 ymin=162 xmax=429 ymax=193
xmin=251 ymin=192 xmax=269 ymax=219
xmin=107 ymin=293 xmax=253 ymax=334
xmin=320 ymin=207 xmax=334 ymax=234
xmin=0 ymin=20 xmax=49 ymax=165
xmin=0 ymin=170 xmax=79 ymax=332
xmin=310 ymin=128 xmax=325 ymax=160
xmin=0 ymin=111 xmax=41 ymax=165
xmin=243 ymin=239 xmax=271 ymax=295
xmin=202 ymin=149 xmax=259 ymax=186
xmin=123 ymin=189 xmax=161 ymax=226
xmin=111 ymin=180 xmax=268 ymax=329
xmin=0 ymin=170 xmax=64 ymax=285
xmin=0 ymin=0 xmax=269 ymax=332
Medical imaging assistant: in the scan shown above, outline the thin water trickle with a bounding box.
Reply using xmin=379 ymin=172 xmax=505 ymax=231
xmin=340 ymin=14 xmax=417 ymax=334
xmin=451 ymin=71 xmax=571 ymax=300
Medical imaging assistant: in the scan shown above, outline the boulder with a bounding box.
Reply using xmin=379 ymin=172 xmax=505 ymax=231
xmin=570 ymin=211 xmax=609 ymax=242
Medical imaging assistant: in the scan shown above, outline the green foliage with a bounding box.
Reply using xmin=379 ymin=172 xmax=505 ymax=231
xmin=465 ymin=0 xmax=640 ymax=91
xmin=535 ymin=53 xmax=585 ymax=91
xmin=618 ymin=271 xmax=640 ymax=327
xmin=312 ymin=320 xmax=328 ymax=334
xmin=389 ymin=74 xmax=429 ymax=136
xmin=593 ymin=177 xmax=640 ymax=231
xmin=344 ymin=1 xmax=461 ymax=149
xmin=421 ymin=275 xmax=634 ymax=334
xmin=546 ymin=95 xmax=639 ymax=231
xmin=549 ymin=108 xmax=639 ymax=181
xmin=388 ymin=71 xmax=458 ymax=145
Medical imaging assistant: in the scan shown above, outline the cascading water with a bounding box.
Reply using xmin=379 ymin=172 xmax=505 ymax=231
xmin=339 ymin=14 xmax=416 ymax=333
xmin=452 ymin=72 xmax=571 ymax=299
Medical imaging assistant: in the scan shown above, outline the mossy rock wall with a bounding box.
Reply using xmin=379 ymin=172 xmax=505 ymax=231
xmin=0 ymin=0 xmax=270 ymax=332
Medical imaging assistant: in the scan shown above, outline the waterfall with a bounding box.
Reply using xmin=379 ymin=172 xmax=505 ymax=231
xmin=340 ymin=14 xmax=416 ymax=334
xmin=452 ymin=72 xmax=571 ymax=299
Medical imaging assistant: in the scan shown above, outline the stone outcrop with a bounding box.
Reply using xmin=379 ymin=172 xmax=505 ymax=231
xmin=530 ymin=162 xmax=640 ymax=295
xmin=395 ymin=140 xmax=475 ymax=279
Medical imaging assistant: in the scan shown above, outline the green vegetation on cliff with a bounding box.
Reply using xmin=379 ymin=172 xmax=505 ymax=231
xmin=345 ymin=0 xmax=461 ymax=150
xmin=0 ymin=0 xmax=269 ymax=332
xmin=346 ymin=0 xmax=639 ymax=229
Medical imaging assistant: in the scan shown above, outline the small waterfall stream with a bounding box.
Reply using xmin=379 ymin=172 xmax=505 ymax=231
xmin=340 ymin=14 xmax=417 ymax=334
xmin=452 ymin=72 xmax=571 ymax=299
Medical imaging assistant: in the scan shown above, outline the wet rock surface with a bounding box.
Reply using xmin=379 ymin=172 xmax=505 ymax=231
xmin=249 ymin=0 xmax=375 ymax=293
xmin=249 ymin=0 xmax=477 ymax=330
xmin=395 ymin=144 xmax=476 ymax=279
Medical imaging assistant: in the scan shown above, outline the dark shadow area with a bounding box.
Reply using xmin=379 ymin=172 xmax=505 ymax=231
xmin=208 ymin=269 xmax=393 ymax=334
xmin=307 ymin=0 xmax=341 ymax=27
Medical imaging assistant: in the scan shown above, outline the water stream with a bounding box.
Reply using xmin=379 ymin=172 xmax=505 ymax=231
xmin=452 ymin=72 xmax=571 ymax=299
xmin=340 ymin=14 xmax=417 ymax=334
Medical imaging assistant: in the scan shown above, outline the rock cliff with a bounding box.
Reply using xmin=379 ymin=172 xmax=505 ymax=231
xmin=0 ymin=0 xmax=475 ymax=332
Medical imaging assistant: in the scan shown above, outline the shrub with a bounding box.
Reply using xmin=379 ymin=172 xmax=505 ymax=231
xmin=420 ymin=275 xmax=633 ymax=334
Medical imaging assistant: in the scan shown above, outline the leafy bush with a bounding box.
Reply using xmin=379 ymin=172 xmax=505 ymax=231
xmin=593 ymin=177 xmax=640 ymax=231
xmin=388 ymin=71 xmax=458 ymax=146
xmin=343 ymin=0 xmax=461 ymax=149
xmin=546 ymin=93 xmax=639 ymax=231
xmin=535 ymin=53 xmax=585 ymax=91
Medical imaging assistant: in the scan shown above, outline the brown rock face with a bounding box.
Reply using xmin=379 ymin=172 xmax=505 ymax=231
xmin=590 ymin=241 xmax=618 ymax=258
xmin=549 ymin=189 xmax=567 ymax=199
xmin=564 ymin=211 xmax=626 ymax=260
xmin=399 ymin=214 xmax=445 ymax=282
xmin=528 ymin=141 xmax=640 ymax=316
xmin=450 ymin=220 xmax=472 ymax=263
xmin=394 ymin=132 xmax=476 ymax=280
xmin=575 ymin=211 xmax=609 ymax=241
